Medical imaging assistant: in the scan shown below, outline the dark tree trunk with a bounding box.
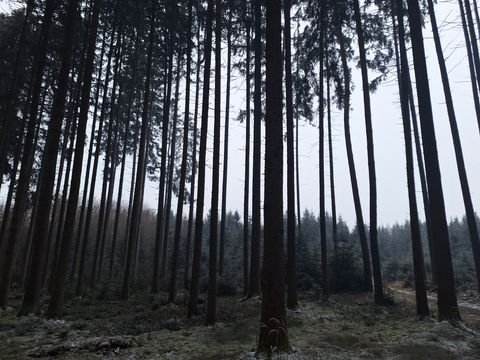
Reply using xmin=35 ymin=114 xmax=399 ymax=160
xmin=243 ymin=9 xmax=251 ymax=297
xmin=318 ymin=2 xmax=328 ymax=300
xmin=284 ymin=0 xmax=298 ymax=309
xmin=42 ymin=0 xmax=103 ymax=318
xmin=326 ymin=64 xmax=337 ymax=258
xmin=0 ymin=0 xmax=34 ymax=191
xmin=46 ymin=104 xmax=78 ymax=291
xmin=459 ymin=0 xmax=480 ymax=135
xmin=394 ymin=0 xmax=430 ymax=319
xmin=184 ymin=13 xmax=202 ymax=290
xmin=121 ymin=0 xmax=155 ymax=301
xmin=152 ymin=50 xmax=173 ymax=294
xmin=257 ymin=0 xmax=289 ymax=353
xmin=337 ymin=29 xmax=373 ymax=293
xmin=187 ymin=0 xmax=214 ymax=318
xmin=463 ymin=0 xmax=480 ymax=94
xmin=427 ymin=0 xmax=480 ymax=291
xmin=352 ymin=0 xmax=384 ymax=304
xmin=0 ymin=0 xmax=57 ymax=310
xmin=248 ymin=0 xmax=262 ymax=299
xmin=161 ymin=56 xmax=182 ymax=282
xmin=205 ymin=0 xmax=222 ymax=326
xmin=219 ymin=5 xmax=232 ymax=277
xmin=76 ymin=16 xmax=118 ymax=295
xmin=168 ymin=0 xmax=194 ymax=304
xmin=406 ymin=0 xmax=461 ymax=321
xmin=71 ymin=25 xmax=108 ymax=283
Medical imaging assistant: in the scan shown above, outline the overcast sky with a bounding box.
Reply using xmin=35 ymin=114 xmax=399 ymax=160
xmin=1 ymin=0 xmax=478 ymax=229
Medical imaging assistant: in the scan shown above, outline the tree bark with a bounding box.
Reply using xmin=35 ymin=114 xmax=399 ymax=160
xmin=257 ymin=0 xmax=289 ymax=353
xmin=187 ymin=0 xmax=214 ymax=318
xmin=406 ymin=0 xmax=461 ymax=321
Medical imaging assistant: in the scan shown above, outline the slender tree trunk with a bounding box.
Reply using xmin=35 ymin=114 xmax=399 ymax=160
xmin=257 ymin=0 xmax=289 ymax=353
xmin=152 ymin=50 xmax=174 ymax=294
xmin=205 ymin=0 xmax=222 ymax=326
xmin=463 ymin=0 xmax=480 ymax=94
xmin=427 ymin=0 xmax=480 ymax=291
xmin=248 ymin=0 xmax=262 ymax=299
xmin=96 ymin=31 xmax=124 ymax=282
xmin=0 ymin=0 xmax=57 ymax=309
xmin=284 ymin=0 xmax=298 ymax=309
xmin=326 ymin=64 xmax=337 ymax=258
xmin=406 ymin=0 xmax=461 ymax=321
xmin=352 ymin=0 xmax=383 ymax=304
xmin=168 ymin=0 xmax=194 ymax=304
xmin=0 ymin=101 xmax=29 ymax=244
xmin=394 ymin=0 xmax=430 ymax=319
xmin=243 ymin=10 xmax=251 ymax=297
xmin=219 ymin=6 xmax=232 ymax=277
xmin=121 ymin=0 xmax=155 ymax=301
xmin=459 ymin=0 xmax=480 ymax=136
xmin=76 ymin=15 xmax=118 ymax=294
xmin=318 ymin=2 xmax=328 ymax=300
xmin=0 ymin=0 xmax=34 ymax=191
xmin=183 ymin=11 xmax=202 ymax=290
xmin=161 ymin=56 xmax=181 ymax=281
xmin=337 ymin=28 xmax=373 ymax=293
xmin=70 ymin=25 xmax=108 ymax=283
xmin=187 ymin=0 xmax=214 ymax=318
xmin=42 ymin=0 xmax=103 ymax=318
xmin=46 ymin=105 xmax=78 ymax=291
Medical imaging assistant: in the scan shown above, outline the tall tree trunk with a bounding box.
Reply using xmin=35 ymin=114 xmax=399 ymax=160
xmin=243 ymin=10 xmax=251 ymax=297
xmin=248 ymin=0 xmax=262 ymax=299
xmin=121 ymin=0 xmax=155 ymax=301
xmin=337 ymin=28 xmax=373 ymax=293
xmin=394 ymin=0 xmax=430 ymax=319
xmin=70 ymin=25 xmax=108 ymax=283
xmin=463 ymin=0 xmax=480 ymax=94
xmin=459 ymin=0 xmax=480 ymax=135
xmin=427 ymin=0 xmax=480 ymax=291
xmin=46 ymin=105 xmax=78 ymax=291
xmin=184 ymin=14 xmax=202 ymax=290
xmin=42 ymin=0 xmax=103 ymax=318
xmin=95 ymin=28 xmax=124 ymax=283
xmin=76 ymin=15 xmax=118 ymax=294
xmin=205 ymin=0 xmax=222 ymax=326
xmin=0 ymin=0 xmax=34 ymax=191
xmin=90 ymin=19 xmax=123 ymax=288
xmin=161 ymin=56 xmax=181 ymax=281
xmin=352 ymin=0 xmax=383 ymax=304
xmin=318 ymin=2 xmax=328 ymax=300
xmin=152 ymin=50 xmax=174 ymax=294
xmin=284 ymin=0 xmax=298 ymax=309
xmin=326 ymin=63 xmax=337 ymax=258
xmin=0 ymin=0 xmax=57 ymax=309
xmin=406 ymin=0 xmax=461 ymax=321
xmin=168 ymin=0 xmax=194 ymax=304
xmin=257 ymin=0 xmax=289 ymax=353
xmin=219 ymin=6 xmax=232 ymax=277
xmin=187 ymin=0 xmax=214 ymax=318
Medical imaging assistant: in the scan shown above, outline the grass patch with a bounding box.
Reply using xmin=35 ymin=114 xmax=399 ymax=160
xmin=393 ymin=343 xmax=455 ymax=360
xmin=211 ymin=321 xmax=254 ymax=344
xmin=321 ymin=333 xmax=360 ymax=348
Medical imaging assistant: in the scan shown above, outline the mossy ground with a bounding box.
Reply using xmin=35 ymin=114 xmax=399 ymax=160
xmin=0 ymin=288 xmax=479 ymax=359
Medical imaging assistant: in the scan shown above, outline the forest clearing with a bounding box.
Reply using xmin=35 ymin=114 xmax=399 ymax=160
xmin=1 ymin=288 xmax=480 ymax=359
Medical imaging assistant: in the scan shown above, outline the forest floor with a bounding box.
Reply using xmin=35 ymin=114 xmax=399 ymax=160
xmin=1 ymin=287 xmax=480 ymax=359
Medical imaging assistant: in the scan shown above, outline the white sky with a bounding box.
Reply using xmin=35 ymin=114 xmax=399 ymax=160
xmin=1 ymin=0 xmax=478 ymax=229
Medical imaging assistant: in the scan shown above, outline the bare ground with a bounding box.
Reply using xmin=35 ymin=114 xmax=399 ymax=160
xmin=1 ymin=288 xmax=480 ymax=359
